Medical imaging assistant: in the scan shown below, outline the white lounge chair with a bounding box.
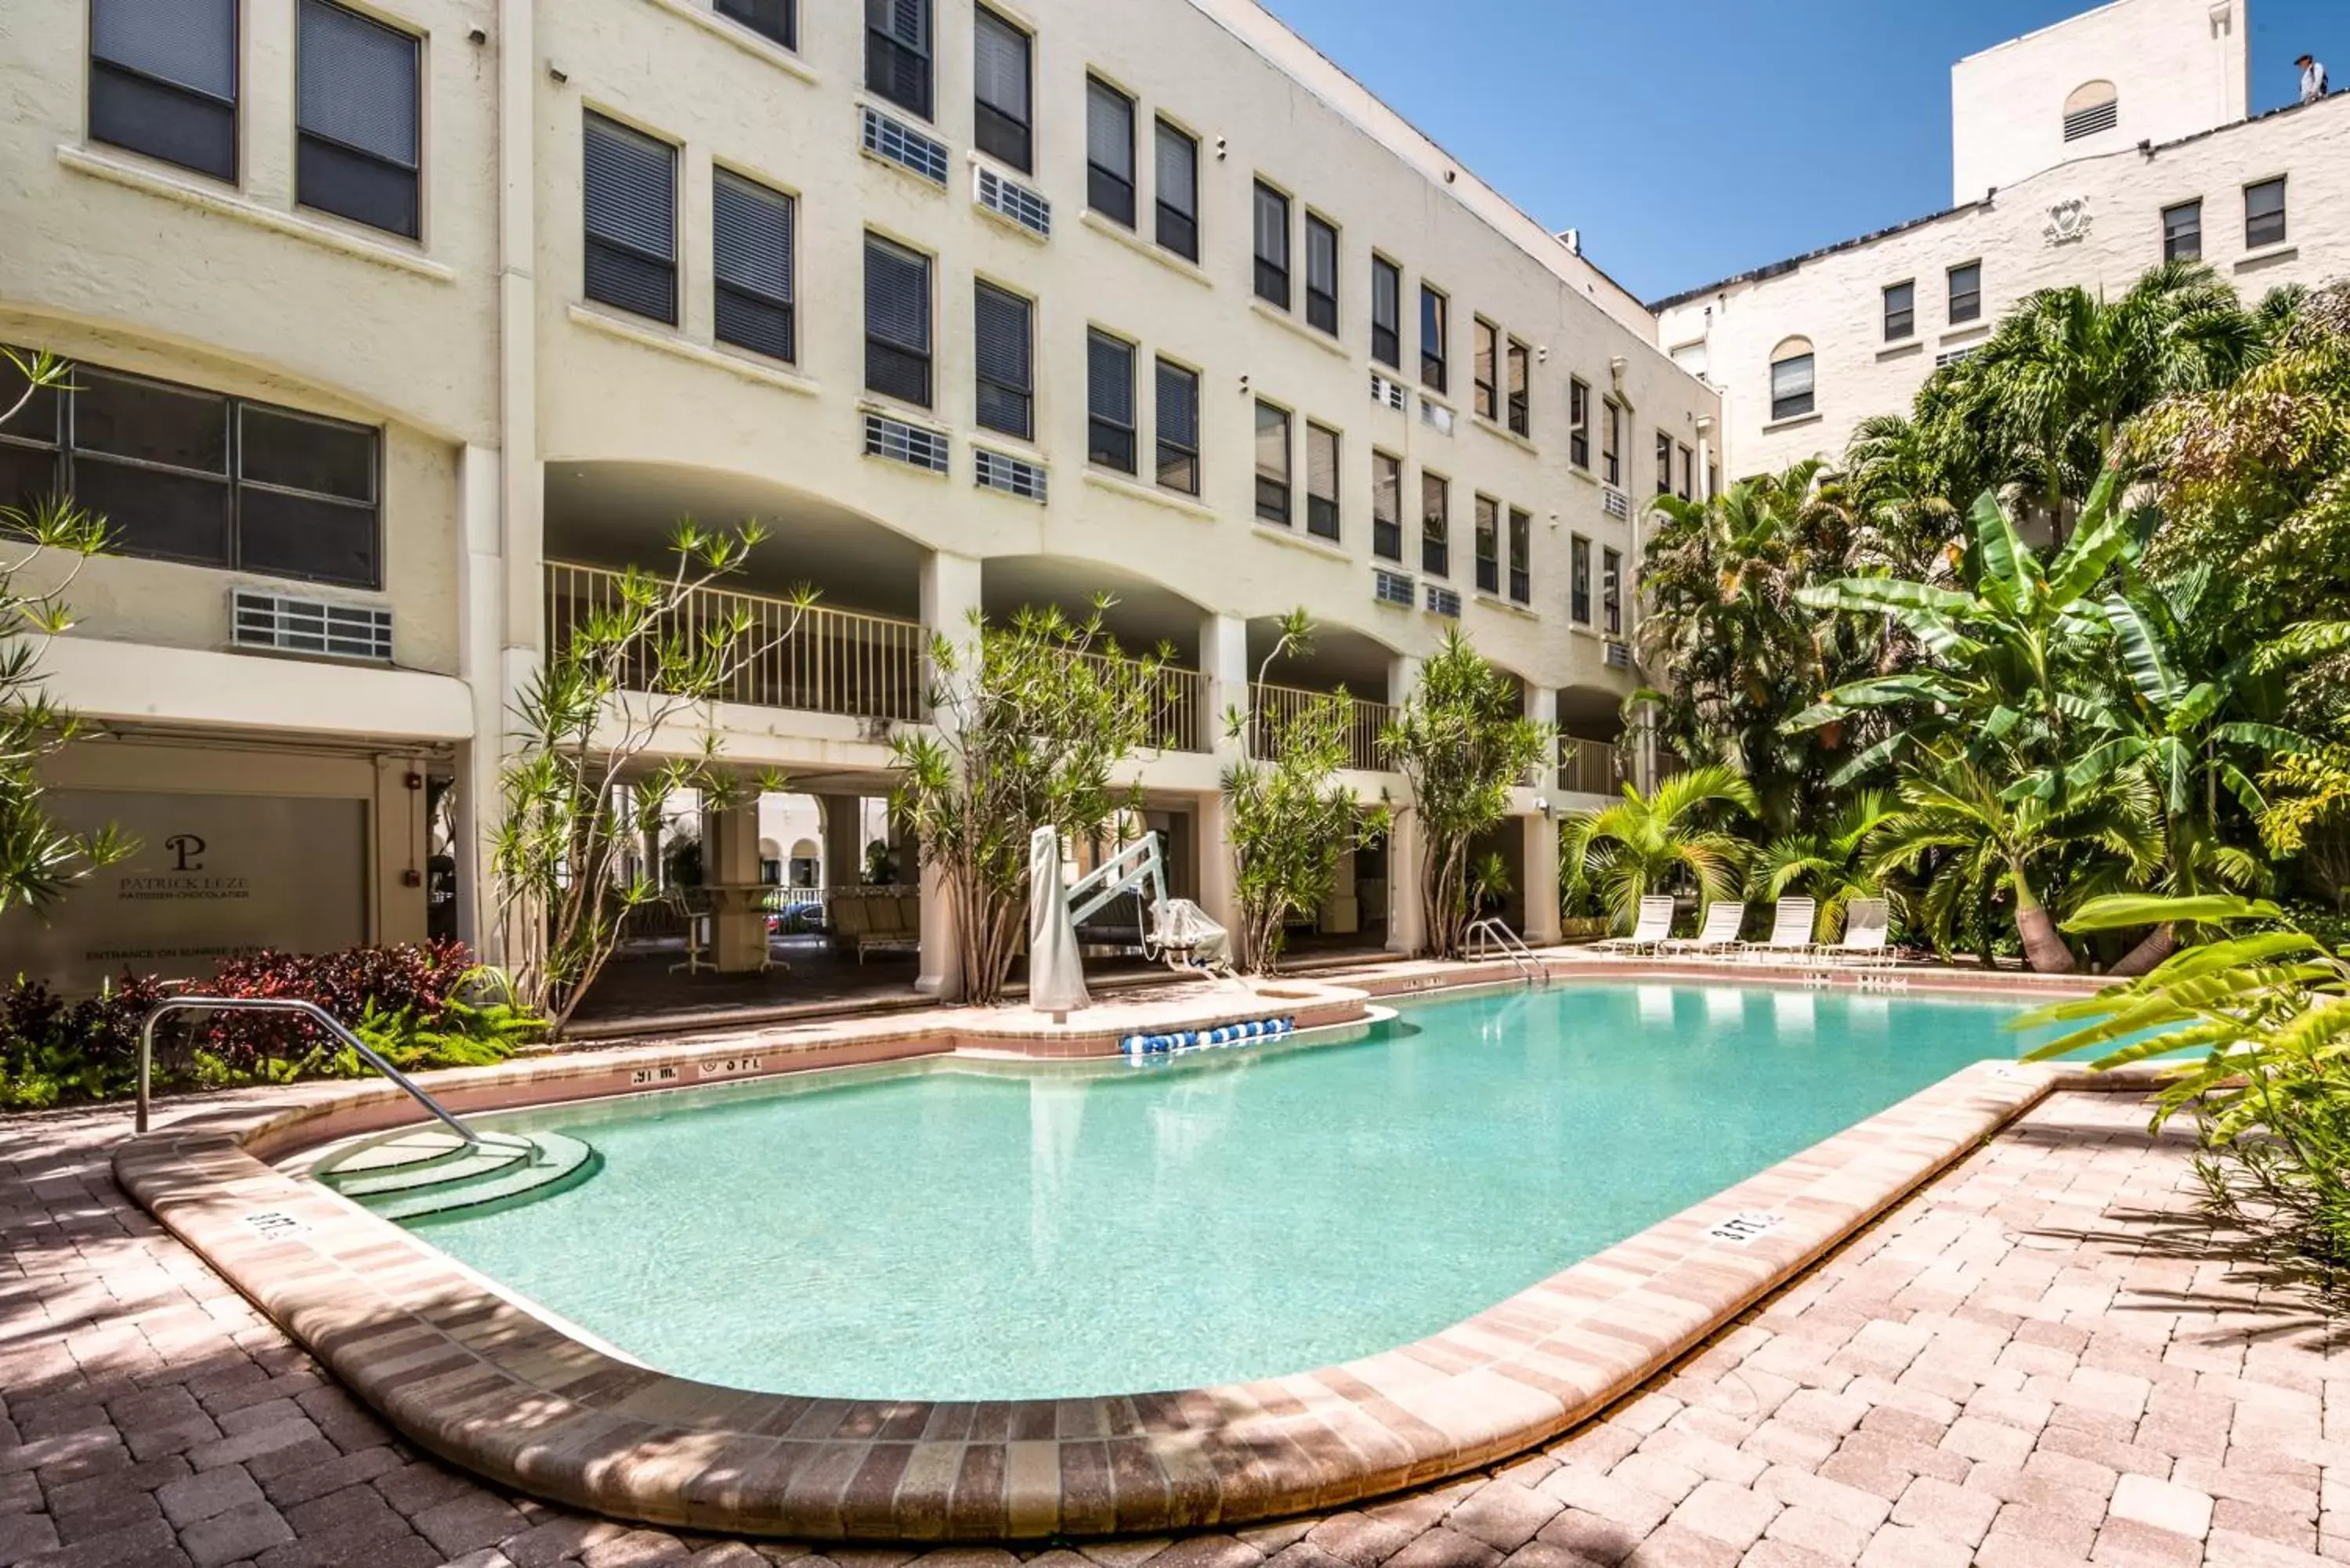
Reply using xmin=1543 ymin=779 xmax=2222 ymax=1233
xmin=1737 ymin=897 xmax=1818 ymax=964
xmin=1591 ymin=896 xmax=1676 ymax=954
xmin=1660 ymin=900 xmax=1745 ymax=956
xmin=1815 ymin=897 xmax=1896 ymax=967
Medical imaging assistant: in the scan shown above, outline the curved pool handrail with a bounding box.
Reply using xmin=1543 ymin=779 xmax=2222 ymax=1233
xmin=134 ymin=996 xmax=483 ymax=1145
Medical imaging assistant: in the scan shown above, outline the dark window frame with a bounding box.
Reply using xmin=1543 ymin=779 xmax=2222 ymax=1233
xmin=1882 ymin=279 xmax=1915 ymax=341
xmin=1655 ymin=430 xmax=1672 ymax=497
xmin=1305 ymin=421 xmax=1341 ymax=541
xmin=1570 ymin=534 xmax=1592 ymax=624
xmin=1568 ymin=378 xmax=1591 ymax=469
xmin=1371 ymin=449 xmax=1403 ymax=562
xmin=1505 ymin=337 xmax=1530 ymax=436
xmin=866 ymin=0 xmax=933 ymax=121
xmin=1473 ymin=493 xmax=1501 ymax=595
xmin=2244 ymin=176 xmax=2287 ymax=249
xmin=1253 ymin=399 xmax=1292 ymax=526
xmin=1947 ymin=261 xmax=1983 ymax=323
xmin=863 ymin=231 xmax=935 ymax=407
xmin=1370 ymin=255 xmax=1402 ymax=370
xmin=1088 ymin=329 xmax=1138 ymax=474
xmin=1155 ymin=356 xmax=1200 ymax=495
xmin=1602 ymin=547 xmax=1623 ymax=636
xmin=1304 ymin=211 xmax=1340 ymax=335
xmin=1507 ymin=507 xmax=1531 ymax=605
xmin=1419 ymin=283 xmax=1448 ymax=393
xmin=1085 ymin=76 xmax=1136 ymax=227
xmin=1420 ymin=469 xmax=1449 ymax=577
xmin=973 ymin=279 xmax=1033 ymax=440
xmin=582 ymin=111 xmax=679 ymax=325
xmin=971 ymin=5 xmax=1032 ymax=173
xmin=1600 ymin=397 xmax=1622 ymax=486
xmin=2161 ymin=199 xmax=2203 ymax=262
xmin=1253 ymin=180 xmax=1291 ymax=309
xmin=713 ymin=165 xmax=797 ymax=363
xmin=1676 ymin=443 xmax=1693 ymax=503
xmin=714 ymin=0 xmax=796 ymax=49
xmin=1153 ymin=118 xmax=1198 ymax=262
xmin=1770 ymin=352 xmax=1815 ymax=421
xmin=89 ymin=0 xmax=240 ymax=182
xmin=1472 ymin=317 xmax=1499 ymax=421
xmin=295 ymin=0 xmax=421 ymax=239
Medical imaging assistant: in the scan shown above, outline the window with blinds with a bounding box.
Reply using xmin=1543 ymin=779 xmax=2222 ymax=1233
xmin=1601 ymin=397 xmax=1622 ymax=484
xmin=1371 ymin=257 xmax=1402 ymax=370
xmin=1306 ymin=423 xmax=1340 ymax=541
xmin=1420 ymin=471 xmax=1449 ymax=577
xmin=1769 ymin=352 xmax=1814 ymax=421
xmin=974 ymin=282 xmax=1032 ymax=440
xmin=1677 ymin=443 xmax=1693 ymax=502
xmin=2245 ymin=177 xmax=2287 ymax=249
xmin=583 ymin=114 xmax=677 ymax=323
xmin=1571 ymin=536 xmax=1591 ymax=623
xmin=2162 ymin=200 xmax=2202 ymax=262
xmin=90 ymin=0 xmax=238 ymax=180
xmin=1253 ymin=402 xmax=1291 ymax=525
xmin=1568 ymin=378 xmax=1590 ymax=468
xmin=864 ymin=234 xmax=932 ymax=406
xmin=1655 ymin=431 xmax=1672 ymax=497
xmin=1506 ymin=338 xmax=1530 ymax=437
xmin=1472 ymin=319 xmax=1499 ymax=421
xmin=714 ymin=170 xmax=794 ymax=362
xmin=1305 ymin=215 xmax=1340 ymax=335
xmin=1473 ymin=494 xmax=1500 ymax=595
xmin=972 ymin=7 xmax=1032 ymax=173
xmin=1088 ymin=331 xmax=1136 ymax=474
xmin=1155 ymin=359 xmax=1200 ymax=495
xmin=1253 ymin=182 xmax=1291 ymax=309
xmin=295 ymin=0 xmax=420 ymax=237
xmin=1507 ymin=507 xmax=1531 ymax=604
xmin=866 ymin=0 xmax=931 ymax=121
xmin=1603 ymin=547 xmax=1623 ymax=635
xmin=715 ymin=0 xmax=794 ymax=49
xmin=1086 ymin=78 xmax=1135 ymax=226
xmin=1371 ymin=451 xmax=1402 ymax=562
xmin=1419 ymin=285 xmax=1448 ymax=393
xmin=1947 ymin=262 xmax=1982 ymax=323
xmin=1155 ymin=121 xmax=1198 ymax=262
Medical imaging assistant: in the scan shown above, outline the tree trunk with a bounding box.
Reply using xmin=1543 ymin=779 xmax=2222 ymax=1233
xmin=2109 ymin=922 xmax=2177 ymax=977
xmin=2010 ymin=869 xmax=2077 ymax=974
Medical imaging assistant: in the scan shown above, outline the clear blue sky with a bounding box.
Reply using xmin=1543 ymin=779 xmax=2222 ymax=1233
xmin=1258 ymin=0 xmax=2343 ymax=303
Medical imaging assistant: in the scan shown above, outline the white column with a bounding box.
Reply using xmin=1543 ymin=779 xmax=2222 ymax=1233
xmin=1522 ymin=686 xmax=1562 ymax=945
xmin=1192 ymin=612 xmax=1249 ymax=937
xmin=1383 ymin=652 xmax=1426 ymax=957
xmin=819 ymin=793 xmax=866 ymax=889
xmin=704 ymin=793 xmax=767 ymax=972
xmin=916 ymin=551 xmax=984 ymax=998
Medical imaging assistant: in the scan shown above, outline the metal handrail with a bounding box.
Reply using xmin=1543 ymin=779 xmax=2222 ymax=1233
xmin=135 ymin=997 xmax=483 ymax=1144
xmin=1464 ymin=918 xmax=1547 ymax=987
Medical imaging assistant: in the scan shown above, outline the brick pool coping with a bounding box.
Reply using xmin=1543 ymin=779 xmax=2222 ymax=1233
xmin=110 ymin=961 xmax=2139 ymax=1544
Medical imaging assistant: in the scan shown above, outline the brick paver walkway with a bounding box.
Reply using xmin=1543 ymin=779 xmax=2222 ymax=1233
xmin=3 ymin=1089 xmax=2343 ymax=1568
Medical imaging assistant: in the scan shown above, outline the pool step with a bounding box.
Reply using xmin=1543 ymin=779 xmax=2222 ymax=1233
xmin=313 ymin=1128 xmax=596 ymax=1220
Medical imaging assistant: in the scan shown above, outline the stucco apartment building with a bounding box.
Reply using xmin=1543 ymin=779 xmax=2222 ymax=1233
xmin=0 ymin=0 xmax=1718 ymax=995
xmin=1655 ymin=0 xmax=2348 ymax=479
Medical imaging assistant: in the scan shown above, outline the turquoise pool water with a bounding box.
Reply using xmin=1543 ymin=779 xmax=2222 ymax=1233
xmin=401 ymin=984 xmax=2044 ymax=1401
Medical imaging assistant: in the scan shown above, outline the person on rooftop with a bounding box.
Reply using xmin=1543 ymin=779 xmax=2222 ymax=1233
xmin=2300 ymin=53 xmax=2330 ymax=105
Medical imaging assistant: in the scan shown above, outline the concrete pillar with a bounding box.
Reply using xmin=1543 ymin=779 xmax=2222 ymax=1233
xmin=917 ymin=551 xmax=984 ymax=998
xmin=1194 ymin=793 xmax=1240 ymax=939
xmin=704 ymin=793 xmax=768 ymax=972
xmin=819 ymin=793 xmax=866 ymax=888
xmin=1522 ymin=686 xmax=1562 ymax=945
xmin=1383 ymin=652 xmax=1426 ymax=956
xmin=1199 ymin=611 xmax=1250 ymax=757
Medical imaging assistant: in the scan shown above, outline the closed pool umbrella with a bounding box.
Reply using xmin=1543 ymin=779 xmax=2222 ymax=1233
xmin=1029 ymin=826 xmax=1090 ymax=1013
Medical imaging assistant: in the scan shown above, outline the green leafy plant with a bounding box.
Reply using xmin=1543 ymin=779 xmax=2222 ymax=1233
xmin=1562 ymin=766 xmax=1759 ymax=931
xmin=1748 ymin=787 xmax=1901 ymax=941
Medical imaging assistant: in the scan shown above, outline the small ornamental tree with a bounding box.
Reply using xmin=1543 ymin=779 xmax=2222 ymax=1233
xmin=1380 ymin=629 xmax=1551 ymax=959
xmin=494 ymin=522 xmax=807 ymax=1031
xmin=1 ymin=349 xmax=129 ymax=914
xmin=891 ymin=603 xmax=1170 ymax=1006
xmin=1221 ymin=612 xmax=1387 ymax=974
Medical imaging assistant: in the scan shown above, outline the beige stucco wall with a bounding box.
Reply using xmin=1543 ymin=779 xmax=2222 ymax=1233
xmin=1950 ymin=0 xmax=2247 ymax=206
xmin=1659 ymin=91 xmax=2346 ymax=481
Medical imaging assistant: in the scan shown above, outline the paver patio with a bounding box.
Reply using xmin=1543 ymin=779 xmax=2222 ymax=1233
xmin=2 ymin=1088 xmax=2343 ymax=1568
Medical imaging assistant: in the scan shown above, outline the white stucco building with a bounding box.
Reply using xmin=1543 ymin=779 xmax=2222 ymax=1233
xmin=0 ymin=0 xmax=1716 ymax=997
xmin=1655 ymin=0 xmax=2345 ymax=479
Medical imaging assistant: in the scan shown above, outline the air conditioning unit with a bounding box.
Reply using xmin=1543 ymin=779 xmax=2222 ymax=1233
xmin=1372 ymin=568 xmax=1415 ymax=608
xmin=864 ymin=411 xmax=950 ymax=473
xmin=974 ymin=165 xmax=1050 ymax=238
xmin=1604 ymin=640 xmax=1632 ymax=670
xmin=1419 ymin=398 xmax=1455 ymax=437
xmin=1602 ymin=486 xmax=1631 ymax=521
xmin=1425 ymin=584 xmax=1462 ymax=619
xmin=231 ymin=590 xmax=392 ymax=662
xmin=974 ymin=446 xmax=1047 ymax=501
xmin=860 ymin=103 xmax=948 ymax=185
xmin=1368 ymin=371 xmax=1407 ymax=411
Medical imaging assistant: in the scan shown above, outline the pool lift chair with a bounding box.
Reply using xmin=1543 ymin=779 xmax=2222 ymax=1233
xmin=1064 ymin=833 xmax=1234 ymax=979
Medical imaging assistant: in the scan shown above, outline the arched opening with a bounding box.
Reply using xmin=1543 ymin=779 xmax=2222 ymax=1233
xmin=1768 ymin=337 xmax=1816 ymax=421
xmin=2063 ymin=80 xmax=2118 ymax=141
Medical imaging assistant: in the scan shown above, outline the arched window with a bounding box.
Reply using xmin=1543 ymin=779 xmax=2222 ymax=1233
xmin=1769 ymin=338 xmax=1815 ymax=421
xmin=2063 ymin=81 xmax=2118 ymax=141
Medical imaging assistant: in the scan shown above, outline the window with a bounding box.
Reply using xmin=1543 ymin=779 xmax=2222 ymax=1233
xmin=1472 ymin=319 xmax=1499 ymax=421
xmin=2162 ymin=200 xmax=2203 ymax=262
xmin=864 ymin=233 xmax=931 ymax=406
xmin=1306 ymin=423 xmax=1340 ymax=541
xmin=1370 ymin=256 xmax=1402 ymax=370
xmin=714 ymin=168 xmax=796 ymax=362
xmin=715 ymin=0 xmax=794 ymax=49
xmin=866 ymin=0 xmax=931 ymax=118
xmin=1089 ymin=331 xmax=1137 ymax=473
xmin=89 ymin=0 xmax=237 ymax=180
xmin=1948 ymin=262 xmax=1982 ymax=323
xmin=1769 ymin=342 xmax=1815 ymax=421
xmin=1254 ymin=402 xmax=1291 ymax=525
xmin=1568 ymin=378 xmax=1591 ymax=469
xmin=1708 ymin=457 xmax=1719 ymax=500
xmin=1372 ymin=450 xmax=1402 ymax=561
xmin=1602 ymin=548 xmax=1623 ymax=636
xmin=2062 ymin=80 xmax=2118 ymax=141
xmin=1506 ymin=338 xmax=1530 ymax=437
xmin=1570 ymin=536 xmax=1592 ymax=623
xmin=1253 ymin=182 xmax=1290 ymax=309
xmin=1421 ymin=471 xmax=1449 ymax=576
xmin=1677 ymin=443 xmax=1693 ymax=502
xmin=1882 ymin=280 xmax=1914 ymax=341
xmin=971 ymin=7 xmax=1031 ymax=172
xmin=1154 ymin=120 xmax=1198 ymax=262
xmin=1655 ymin=432 xmax=1672 ymax=497
xmin=973 ymin=281 xmax=1032 ymax=439
xmin=3 ymin=358 xmax=381 ymax=588
xmin=1473 ymin=495 xmax=1500 ymax=594
xmin=1419 ymin=285 xmax=1448 ymax=392
xmin=1304 ymin=214 xmax=1340 ymax=335
xmin=1085 ymin=78 xmax=1134 ymax=226
xmin=1600 ymin=397 xmax=1622 ymax=485
xmin=295 ymin=0 xmax=420 ymax=238
xmin=583 ymin=114 xmax=678 ymax=324
xmin=1507 ymin=508 xmax=1531 ymax=605
xmin=1155 ymin=359 xmax=1199 ymax=494
xmin=2245 ymin=177 xmax=2287 ymax=249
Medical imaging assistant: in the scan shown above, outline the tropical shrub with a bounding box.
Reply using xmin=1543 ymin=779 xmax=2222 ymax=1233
xmin=1561 ymin=767 xmax=1759 ymax=931
xmin=1749 ymin=788 xmax=1901 ymax=941
xmin=0 ymin=973 xmax=172 ymax=1109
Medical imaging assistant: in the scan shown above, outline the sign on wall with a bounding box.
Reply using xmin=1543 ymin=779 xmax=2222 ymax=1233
xmin=6 ymin=791 xmax=367 ymax=992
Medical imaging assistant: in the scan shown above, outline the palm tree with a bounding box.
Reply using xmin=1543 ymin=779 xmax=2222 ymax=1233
xmin=1561 ymin=767 xmax=1759 ymax=932
xmin=1748 ymin=789 xmax=1902 ymax=940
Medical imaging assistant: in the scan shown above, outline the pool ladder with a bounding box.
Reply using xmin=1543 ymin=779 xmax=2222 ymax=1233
xmin=1464 ymin=919 xmax=1548 ymax=987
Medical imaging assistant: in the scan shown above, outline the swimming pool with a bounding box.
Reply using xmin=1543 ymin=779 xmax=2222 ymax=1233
xmin=384 ymin=982 xmax=2044 ymax=1403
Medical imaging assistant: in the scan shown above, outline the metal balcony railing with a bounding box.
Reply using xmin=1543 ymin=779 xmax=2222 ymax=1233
xmin=1248 ymin=683 xmax=1394 ymax=771
xmin=546 ymin=562 xmax=928 ymax=723
xmin=1559 ymin=736 xmax=1638 ymax=797
xmin=1068 ymin=651 xmax=1207 ymax=753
